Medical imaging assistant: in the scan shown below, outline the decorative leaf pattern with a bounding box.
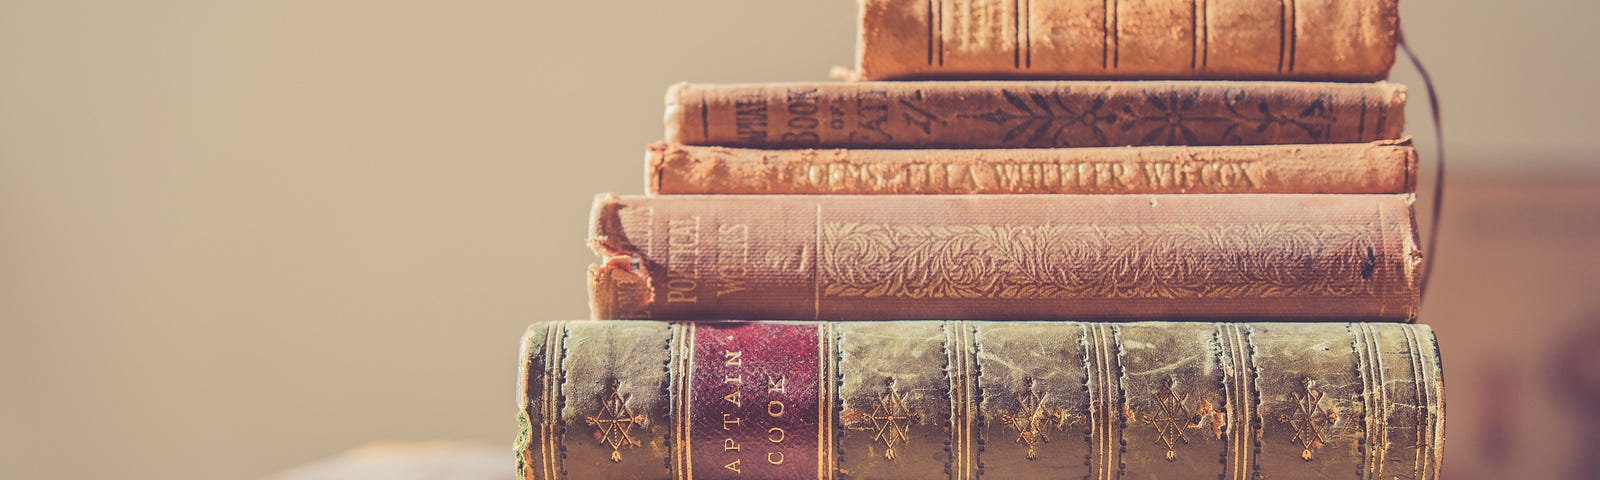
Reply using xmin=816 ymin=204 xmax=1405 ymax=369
xmin=818 ymin=222 xmax=1378 ymax=299
xmin=959 ymin=89 xmax=1117 ymax=147
xmin=1218 ymin=88 xmax=1338 ymax=144
xmin=1118 ymin=88 xmax=1235 ymax=145
xmin=953 ymin=86 xmax=1342 ymax=147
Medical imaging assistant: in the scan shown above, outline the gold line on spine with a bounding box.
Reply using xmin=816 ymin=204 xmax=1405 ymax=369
xmin=684 ymin=324 xmax=698 ymax=479
xmin=1403 ymin=325 xmax=1426 ymax=479
xmin=813 ymin=204 xmax=822 ymax=320
xmin=543 ymin=322 xmax=563 ymax=480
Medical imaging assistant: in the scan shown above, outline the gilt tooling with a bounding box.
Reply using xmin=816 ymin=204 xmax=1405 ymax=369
xmin=516 ymin=321 xmax=1444 ymax=479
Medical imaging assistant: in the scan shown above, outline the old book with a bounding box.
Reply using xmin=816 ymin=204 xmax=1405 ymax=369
xmin=647 ymin=140 xmax=1417 ymax=195
xmin=588 ymin=194 xmax=1421 ymax=322
xmin=516 ymin=320 xmax=1444 ymax=480
xmin=852 ymin=0 xmax=1399 ymax=81
xmin=665 ymin=81 xmax=1405 ymax=149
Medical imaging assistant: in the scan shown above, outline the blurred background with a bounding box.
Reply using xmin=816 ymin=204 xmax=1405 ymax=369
xmin=1 ymin=0 xmax=1596 ymax=478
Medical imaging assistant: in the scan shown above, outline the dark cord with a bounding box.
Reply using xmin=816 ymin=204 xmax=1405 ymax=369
xmin=1399 ymin=29 xmax=1444 ymax=300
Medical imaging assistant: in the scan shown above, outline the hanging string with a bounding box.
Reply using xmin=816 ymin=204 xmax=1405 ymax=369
xmin=1398 ymin=29 xmax=1445 ymax=299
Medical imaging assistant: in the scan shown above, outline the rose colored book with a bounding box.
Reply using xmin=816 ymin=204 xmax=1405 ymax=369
xmin=588 ymin=194 xmax=1420 ymax=322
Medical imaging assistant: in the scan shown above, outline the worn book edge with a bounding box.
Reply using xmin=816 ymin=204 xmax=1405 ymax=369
xmin=588 ymin=194 xmax=652 ymax=320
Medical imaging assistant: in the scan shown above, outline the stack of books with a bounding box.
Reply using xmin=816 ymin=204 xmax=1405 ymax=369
xmin=518 ymin=1 xmax=1444 ymax=479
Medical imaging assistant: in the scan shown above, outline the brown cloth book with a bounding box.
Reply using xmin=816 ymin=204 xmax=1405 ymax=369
xmin=647 ymin=140 xmax=1417 ymax=195
xmin=588 ymin=194 xmax=1421 ymax=322
xmin=665 ymin=81 xmax=1405 ymax=149
xmin=852 ymin=0 xmax=1399 ymax=81
xmin=517 ymin=320 xmax=1444 ymax=480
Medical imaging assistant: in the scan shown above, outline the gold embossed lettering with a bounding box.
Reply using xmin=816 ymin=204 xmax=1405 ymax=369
xmin=665 ymin=216 xmax=701 ymax=303
xmin=1180 ymin=162 xmax=1203 ymax=188
xmin=907 ymin=163 xmax=929 ymax=189
xmin=1239 ymin=164 xmax=1260 ymax=187
xmin=715 ymin=223 xmax=750 ymax=297
xmin=1145 ymin=162 xmax=1174 ymax=188
xmin=1110 ymin=163 xmax=1132 ymax=187
xmin=1092 ymin=162 xmax=1113 ymax=187
xmin=664 ymin=282 xmax=696 ymax=303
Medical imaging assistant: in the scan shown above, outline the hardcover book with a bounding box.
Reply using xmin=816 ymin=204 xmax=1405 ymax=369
xmin=648 ymin=140 xmax=1418 ymax=195
xmin=853 ymin=0 xmax=1400 ymax=81
xmin=516 ymin=320 xmax=1443 ymax=480
xmin=588 ymin=194 xmax=1421 ymax=322
xmin=666 ymin=81 xmax=1405 ymax=149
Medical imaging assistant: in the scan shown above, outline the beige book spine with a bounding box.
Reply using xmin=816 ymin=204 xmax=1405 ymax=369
xmin=647 ymin=140 xmax=1416 ymax=195
xmin=664 ymin=81 xmax=1406 ymax=149
xmin=854 ymin=0 xmax=1400 ymax=81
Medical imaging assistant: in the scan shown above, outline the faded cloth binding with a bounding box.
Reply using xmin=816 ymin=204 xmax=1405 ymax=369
xmin=665 ymin=81 xmax=1405 ymax=149
xmin=647 ymin=140 xmax=1418 ymax=195
xmin=852 ymin=0 xmax=1399 ymax=81
xmin=588 ymin=194 xmax=1421 ymax=322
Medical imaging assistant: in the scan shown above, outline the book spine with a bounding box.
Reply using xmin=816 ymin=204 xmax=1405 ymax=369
xmin=647 ymin=140 xmax=1418 ymax=195
xmin=587 ymin=194 xmax=1420 ymax=322
xmin=664 ymin=81 xmax=1405 ymax=149
xmin=853 ymin=0 xmax=1399 ymax=81
xmin=518 ymin=320 xmax=1445 ymax=480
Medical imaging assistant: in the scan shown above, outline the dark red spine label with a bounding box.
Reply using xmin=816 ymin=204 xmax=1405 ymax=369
xmin=691 ymin=322 xmax=820 ymax=479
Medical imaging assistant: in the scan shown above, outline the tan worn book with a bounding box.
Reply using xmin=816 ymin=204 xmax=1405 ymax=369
xmin=588 ymin=194 xmax=1421 ymax=322
xmin=517 ymin=320 xmax=1444 ymax=480
xmin=647 ymin=140 xmax=1417 ymax=195
xmin=853 ymin=0 xmax=1399 ymax=81
xmin=665 ymin=81 xmax=1405 ymax=149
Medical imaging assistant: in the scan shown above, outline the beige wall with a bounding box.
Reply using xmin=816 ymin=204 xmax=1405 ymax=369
xmin=1 ymin=1 xmax=1596 ymax=479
